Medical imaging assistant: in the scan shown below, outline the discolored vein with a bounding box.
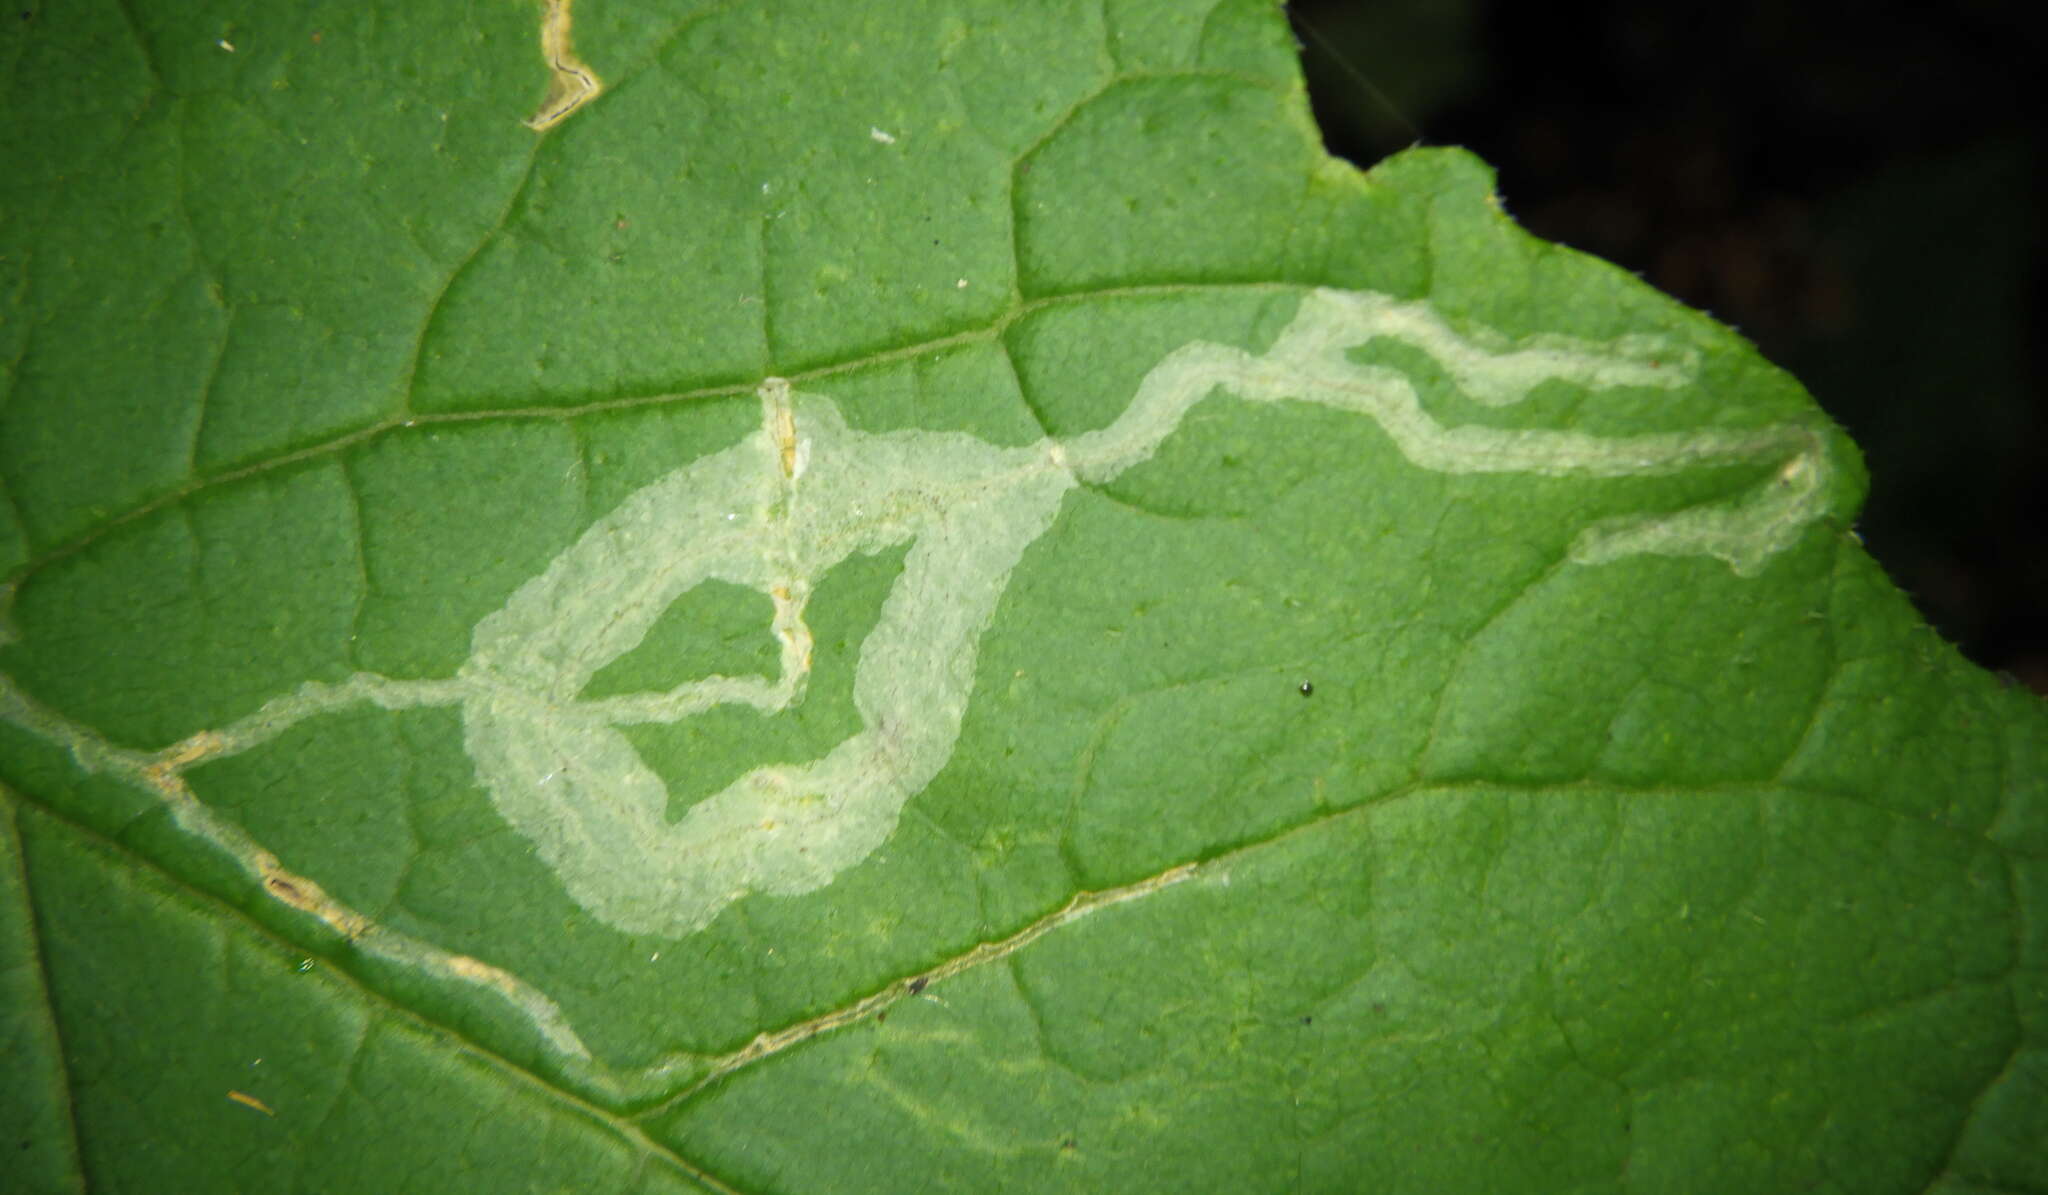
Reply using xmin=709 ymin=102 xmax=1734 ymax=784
xmin=0 ymin=672 xmax=633 ymax=1086
xmin=3 ymin=788 xmax=734 ymax=1192
xmin=523 ymin=0 xmax=603 ymax=132
xmin=641 ymin=858 xmax=1200 ymax=1122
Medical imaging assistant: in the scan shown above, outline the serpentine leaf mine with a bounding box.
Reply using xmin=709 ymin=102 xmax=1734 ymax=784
xmin=5 ymin=289 xmax=1838 ymax=942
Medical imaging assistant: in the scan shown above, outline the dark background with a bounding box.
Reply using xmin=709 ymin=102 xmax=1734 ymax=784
xmin=1287 ymin=0 xmax=2045 ymax=691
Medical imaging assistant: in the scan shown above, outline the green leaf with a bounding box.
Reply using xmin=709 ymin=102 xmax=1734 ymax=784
xmin=3 ymin=2 xmax=2043 ymax=1191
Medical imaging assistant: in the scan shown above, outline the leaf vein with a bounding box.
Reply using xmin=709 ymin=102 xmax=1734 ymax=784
xmin=0 ymin=795 xmax=87 ymax=1195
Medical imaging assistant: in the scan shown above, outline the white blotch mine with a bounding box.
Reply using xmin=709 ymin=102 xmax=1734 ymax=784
xmin=454 ymin=288 xmax=1833 ymax=936
xmin=0 ymin=288 xmax=1838 ymax=947
xmin=460 ymin=383 xmax=1078 ymax=935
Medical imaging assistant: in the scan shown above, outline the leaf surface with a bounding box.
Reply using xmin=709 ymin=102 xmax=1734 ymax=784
xmin=2 ymin=2 xmax=2044 ymax=1192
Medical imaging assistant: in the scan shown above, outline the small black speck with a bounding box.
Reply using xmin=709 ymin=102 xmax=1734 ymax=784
xmin=1299 ymin=1015 xmax=1313 ymax=1025
xmin=1298 ymin=681 xmax=1313 ymax=697
xmin=907 ymin=975 xmax=929 ymax=995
